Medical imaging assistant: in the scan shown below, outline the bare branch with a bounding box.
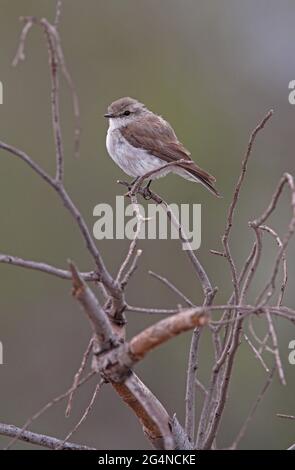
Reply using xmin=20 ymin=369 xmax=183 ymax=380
xmin=126 ymin=305 xmax=182 ymax=315
xmin=244 ymin=333 xmax=270 ymax=372
xmin=0 ymin=253 xmax=98 ymax=281
xmin=122 ymin=180 xmax=214 ymax=296
xmin=48 ymin=22 xmax=81 ymax=158
xmin=163 ymin=199 xmax=213 ymax=295
xmin=185 ymin=328 xmax=201 ymax=443
xmin=13 ymin=12 xmax=81 ymax=159
xmin=170 ymin=415 xmax=194 ymax=450
xmin=126 ymin=303 xmax=295 ymax=323
xmin=0 ymin=139 xmax=125 ymax=319
xmin=195 ymin=379 xmax=208 ymax=397
xmin=69 ymin=257 xmax=175 ymax=449
xmin=57 ymin=379 xmax=104 ymax=449
xmin=277 ymin=414 xmax=295 ymax=420
xmin=66 ymin=337 xmax=94 ymax=417
xmin=210 ymin=249 xmax=226 ymax=257
xmin=12 ymin=17 xmax=34 ymax=66
xmin=54 ymin=0 xmax=63 ymax=28
xmin=69 ymin=261 xmax=118 ymax=348
xmin=149 ymin=271 xmax=194 ymax=307
xmin=255 ymin=173 xmax=295 ymax=306
xmin=196 ymin=110 xmax=274 ymax=450
xmin=120 ymin=249 xmax=143 ymax=289
xmin=0 ymin=423 xmax=95 ymax=450
xmin=127 ymin=185 xmax=217 ymax=447
xmin=116 ymin=213 xmax=143 ymax=285
xmin=230 ymin=367 xmax=275 ymax=449
xmin=128 ymin=309 xmax=208 ymax=361
xmin=125 ymin=374 xmax=174 ymax=450
xmin=39 ymin=19 xmax=64 ymax=182
xmin=130 ymin=159 xmax=195 ymax=195
xmin=259 ymin=225 xmax=287 ymax=306
xmin=265 ymin=310 xmax=286 ymax=385
xmin=108 ymin=373 xmax=173 ymax=450
xmin=222 ymin=109 xmax=273 ymax=302
xmin=3 ymin=4 xmax=294 ymax=452
xmin=0 ymin=140 xmax=55 ymax=186
xmin=4 ymin=371 xmax=95 ymax=450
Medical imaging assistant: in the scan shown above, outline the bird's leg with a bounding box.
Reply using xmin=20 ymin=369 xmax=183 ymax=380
xmin=120 ymin=177 xmax=140 ymax=197
xmin=118 ymin=178 xmax=153 ymax=199
xmin=127 ymin=176 xmax=141 ymax=196
xmin=129 ymin=177 xmax=140 ymax=191
xmin=142 ymin=179 xmax=153 ymax=200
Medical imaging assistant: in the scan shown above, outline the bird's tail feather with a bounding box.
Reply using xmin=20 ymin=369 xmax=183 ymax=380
xmin=175 ymin=165 xmax=221 ymax=197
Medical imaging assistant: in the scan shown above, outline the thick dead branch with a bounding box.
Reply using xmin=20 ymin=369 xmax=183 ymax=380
xmin=69 ymin=261 xmax=175 ymax=449
xmin=111 ymin=374 xmax=172 ymax=450
xmin=129 ymin=310 xmax=208 ymax=361
xmin=69 ymin=262 xmax=118 ymax=347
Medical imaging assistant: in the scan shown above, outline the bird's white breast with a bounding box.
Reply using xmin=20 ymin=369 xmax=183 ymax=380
xmin=106 ymin=121 xmax=171 ymax=179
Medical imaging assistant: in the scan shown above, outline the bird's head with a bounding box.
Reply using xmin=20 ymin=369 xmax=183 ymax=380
xmin=104 ymin=97 xmax=147 ymax=125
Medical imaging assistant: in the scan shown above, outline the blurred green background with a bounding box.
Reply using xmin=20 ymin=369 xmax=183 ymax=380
xmin=0 ymin=0 xmax=294 ymax=450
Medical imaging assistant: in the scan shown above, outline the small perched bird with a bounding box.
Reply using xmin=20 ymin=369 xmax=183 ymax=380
xmin=105 ymin=97 xmax=220 ymax=197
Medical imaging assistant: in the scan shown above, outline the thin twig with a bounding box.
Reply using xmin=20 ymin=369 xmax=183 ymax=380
xmin=259 ymin=225 xmax=288 ymax=306
xmin=40 ymin=19 xmax=64 ymax=182
xmin=277 ymin=414 xmax=295 ymax=420
xmin=121 ymin=250 xmax=143 ymax=289
xmin=185 ymin=328 xmax=201 ymax=443
xmin=65 ymin=337 xmax=94 ymax=417
xmin=255 ymin=174 xmax=295 ymax=306
xmin=197 ymin=110 xmax=274 ymax=450
xmin=116 ymin=214 xmax=143 ymax=285
xmin=126 ymin=305 xmax=182 ymax=315
xmin=244 ymin=333 xmax=270 ymax=372
xmin=195 ymin=379 xmax=208 ymax=397
xmin=149 ymin=271 xmax=194 ymax=307
xmin=54 ymin=0 xmax=63 ymax=28
xmin=57 ymin=379 xmax=104 ymax=449
xmin=266 ymin=310 xmax=286 ymax=385
xmin=4 ymin=371 xmax=95 ymax=450
xmin=48 ymin=23 xmax=81 ymax=158
xmin=230 ymin=367 xmax=275 ymax=449
xmin=222 ymin=109 xmax=273 ymax=303
xmin=12 ymin=17 xmax=34 ymax=67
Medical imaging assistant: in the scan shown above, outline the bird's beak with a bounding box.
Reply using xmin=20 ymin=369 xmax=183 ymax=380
xmin=104 ymin=113 xmax=114 ymax=118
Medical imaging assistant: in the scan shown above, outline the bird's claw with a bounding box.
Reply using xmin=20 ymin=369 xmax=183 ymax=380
xmin=142 ymin=186 xmax=153 ymax=200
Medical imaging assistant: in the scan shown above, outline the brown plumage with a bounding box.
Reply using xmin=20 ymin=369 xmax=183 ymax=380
xmin=120 ymin=114 xmax=219 ymax=197
xmin=105 ymin=97 xmax=220 ymax=197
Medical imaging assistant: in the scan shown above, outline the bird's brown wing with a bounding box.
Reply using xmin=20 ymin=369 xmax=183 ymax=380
xmin=121 ymin=115 xmax=219 ymax=196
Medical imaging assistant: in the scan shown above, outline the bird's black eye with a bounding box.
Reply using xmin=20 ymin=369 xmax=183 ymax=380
xmin=123 ymin=110 xmax=131 ymax=116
